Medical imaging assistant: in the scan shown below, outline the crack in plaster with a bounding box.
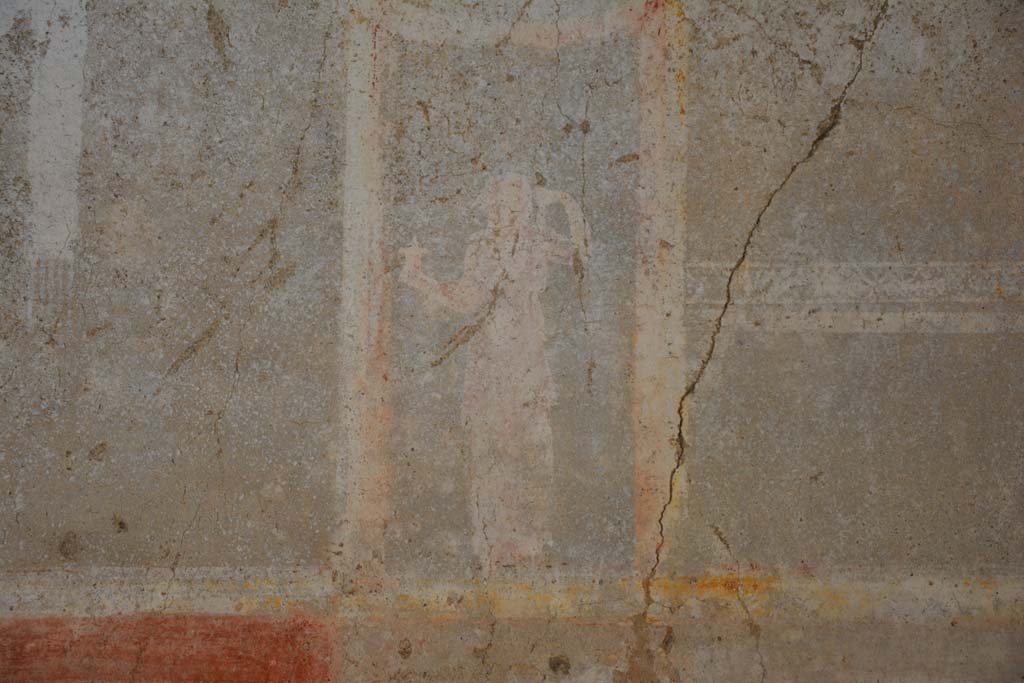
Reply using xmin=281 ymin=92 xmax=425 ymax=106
xmin=720 ymin=0 xmax=823 ymax=89
xmin=495 ymin=0 xmax=534 ymax=51
xmin=630 ymin=0 xmax=892 ymax=675
xmin=712 ymin=525 xmax=766 ymax=682
xmin=475 ymin=615 xmax=499 ymax=680
xmin=576 ymin=85 xmax=596 ymax=390
xmin=162 ymin=27 xmax=331 ymax=379
xmin=648 ymin=0 xmax=890 ymax=595
xmin=156 ymin=22 xmax=334 ymax=581
xmin=431 ymin=272 xmax=508 ymax=367
xmin=474 ymin=488 xmax=494 ymax=573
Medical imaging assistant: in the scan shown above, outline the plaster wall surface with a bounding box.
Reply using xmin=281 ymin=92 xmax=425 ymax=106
xmin=0 ymin=0 xmax=1021 ymax=680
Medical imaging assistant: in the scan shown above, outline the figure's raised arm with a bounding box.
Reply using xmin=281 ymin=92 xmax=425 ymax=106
xmin=400 ymin=237 xmax=494 ymax=315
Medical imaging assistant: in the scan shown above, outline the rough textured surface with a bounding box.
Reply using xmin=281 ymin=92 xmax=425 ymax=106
xmin=1 ymin=0 xmax=1022 ymax=680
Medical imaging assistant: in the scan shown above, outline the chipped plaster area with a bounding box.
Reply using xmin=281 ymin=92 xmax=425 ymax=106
xmin=1 ymin=0 xmax=1023 ymax=681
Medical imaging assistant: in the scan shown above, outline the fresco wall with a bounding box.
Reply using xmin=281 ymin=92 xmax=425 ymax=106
xmin=1 ymin=0 xmax=1021 ymax=680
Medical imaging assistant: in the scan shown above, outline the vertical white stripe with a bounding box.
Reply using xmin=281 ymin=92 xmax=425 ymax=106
xmin=27 ymin=0 xmax=86 ymax=321
xmin=336 ymin=0 xmax=391 ymax=577
xmin=28 ymin=0 xmax=86 ymax=259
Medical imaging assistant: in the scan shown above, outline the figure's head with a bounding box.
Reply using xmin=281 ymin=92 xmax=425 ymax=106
xmin=484 ymin=173 xmax=533 ymax=230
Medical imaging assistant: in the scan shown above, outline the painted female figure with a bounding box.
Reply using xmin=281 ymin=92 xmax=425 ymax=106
xmin=400 ymin=173 xmax=589 ymax=568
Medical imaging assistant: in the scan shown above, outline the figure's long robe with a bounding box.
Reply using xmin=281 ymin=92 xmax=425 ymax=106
xmin=415 ymin=225 xmax=574 ymax=566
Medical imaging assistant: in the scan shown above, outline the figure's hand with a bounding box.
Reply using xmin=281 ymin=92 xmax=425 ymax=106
xmin=399 ymin=238 xmax=426 ymax=285
xmin=535 ymin=187 xmax=574 ymax=214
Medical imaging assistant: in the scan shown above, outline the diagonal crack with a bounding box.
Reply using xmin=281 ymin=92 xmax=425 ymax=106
xmin=633 ymin=0 xmax=891 ymax=666
xmin=720 ymin=1 xmax=824 ymax=88
xmin=495 ymin=0 xmax=534 ymax=51
xmin=430 ymin=272 xmax=507 ymax=367
xmin=165 ymin=317 xmax=222 ymax=377
xmin=712 ymin=525 xmax=767 ymax=682
xmin=163 ymin=25 xmax=332 ymax=380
